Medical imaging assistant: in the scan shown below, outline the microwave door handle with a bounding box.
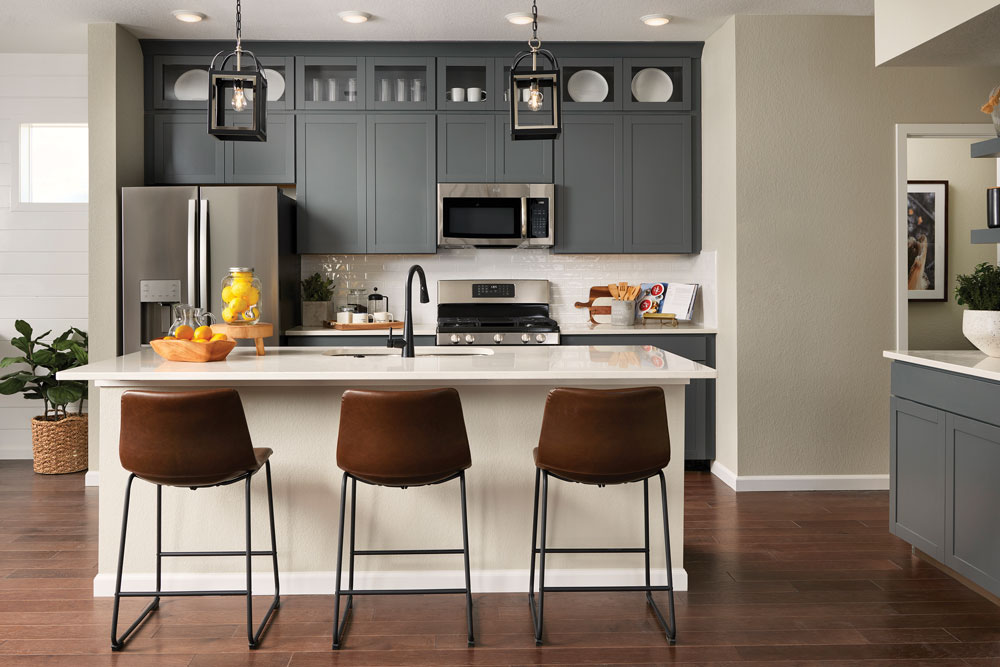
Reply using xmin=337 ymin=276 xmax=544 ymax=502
xmin=187 ymin=200 xmax=197 ymax=306
xmin=199 ymin=200 xmax=209 ymax=309
xmin=521 ymin=197 xmax=528 ymax=239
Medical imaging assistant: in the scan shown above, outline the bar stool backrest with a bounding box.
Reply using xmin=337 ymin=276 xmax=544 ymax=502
xmin=537 ymin=386 xmax=670 ymax=480
xmin=119 ymin=389 xmax=258 ymax=486
xmin=337 ymin=388 xmax=471 ymax=485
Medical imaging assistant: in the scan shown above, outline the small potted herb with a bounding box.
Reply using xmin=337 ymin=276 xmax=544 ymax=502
xmin=955 ymin=262 xmax=1000 ymax=356
xmin=0 ymin=321 xmax=89 ymax=473
xmin=301 ymin=272 xmax=335 ymax=327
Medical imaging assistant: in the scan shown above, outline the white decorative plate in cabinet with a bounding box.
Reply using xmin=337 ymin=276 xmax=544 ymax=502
xmin=630 ymin=67 xmax=674 ymax=103
xmin=567 ymin=69 xmax=609 ymax=103
xmin=246 ymin=69 xmax=285 ymax=102
xmin=173 ymin=69 xmax=209 ymax=101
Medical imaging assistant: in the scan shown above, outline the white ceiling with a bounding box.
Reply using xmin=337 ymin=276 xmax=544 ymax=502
xmin=0 ymin=0 xmax=874 ymax=54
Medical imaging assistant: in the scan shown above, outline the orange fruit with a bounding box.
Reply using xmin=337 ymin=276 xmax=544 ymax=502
xmin=222 ymin=307 xmax=236 ymax=323
xmin=193 ymin=326 xmax=213 ymax=341
xmin=210 ymin=333 xmax=227 ymax=342
xmin=173 ymin=325 xmax=194 ymax=340
xmin=162 ymin=335 xmax=176 ymax=340
xmin=195 ymin=339 xmax=210 ymax=344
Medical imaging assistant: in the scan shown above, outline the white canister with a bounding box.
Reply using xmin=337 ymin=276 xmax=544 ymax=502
xmin=326 ymin=78 xmax=338 ymax=102
xmin=311 ymin=78 xmax=322 ymax=102
xmin=396 ymin=78 xmax=407 ymax=102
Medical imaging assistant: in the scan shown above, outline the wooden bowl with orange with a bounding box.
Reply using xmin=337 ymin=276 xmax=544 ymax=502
xmin=150 ymin=325 xmax=237 ymax=363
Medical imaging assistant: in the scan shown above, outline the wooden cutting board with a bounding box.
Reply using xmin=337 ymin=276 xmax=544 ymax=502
xmin=323 ymin=321 xmax=404 ymax=331
xmin=574 ymin=286 xmax=613 ymax=324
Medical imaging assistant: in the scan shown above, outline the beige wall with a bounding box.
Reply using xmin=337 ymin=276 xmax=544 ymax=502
xmin=874 ymin=0 xmax=999 ymax=65
xmin=907 ymin=138 xmax=997 ymax=350
xmin=704 ymin=15 xmax=1000 ymax=478
xmin=700 ymin=17 xmax=738 ymax=474
xmin=87 ymin=24 xmax=144 ymax=472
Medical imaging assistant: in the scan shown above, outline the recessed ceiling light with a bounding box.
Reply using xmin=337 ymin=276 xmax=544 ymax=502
xmin=640 ymin=14 xmax=671 ymax=26
xmin=172 ymin=9 xmax=206 ymax=23
xmin=505 ymin=12 xmax=534 ymax=25
xmin=339 ymin=10 xmax=372 ymax=24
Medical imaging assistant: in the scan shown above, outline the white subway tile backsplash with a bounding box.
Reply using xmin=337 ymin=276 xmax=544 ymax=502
xmin=302 ymin=249 xmax=717 ymax=327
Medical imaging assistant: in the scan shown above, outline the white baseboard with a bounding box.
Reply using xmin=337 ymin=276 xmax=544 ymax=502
xmin=84 ymin=470 xmax=99 ymax=486
xmin=711 ymin=461 xmax=888 ymax=492
xmin=93 ymin=567 xmax=687 ymax=597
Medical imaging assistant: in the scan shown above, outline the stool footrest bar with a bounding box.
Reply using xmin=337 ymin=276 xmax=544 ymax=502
xmin=353 ymin=548 xmax=464 ymax=556
xmin=159 ymin=550 xmax=275 ymax=557
xmin=339 ymin=588 xmax=466 ymax=596
xmin=533 ymin=547 xmax=646 ymax=554
xmin=542 ymin=585 xmax=672 ymax=593
xmin=118 ymin=590 xmax=250 ymax=597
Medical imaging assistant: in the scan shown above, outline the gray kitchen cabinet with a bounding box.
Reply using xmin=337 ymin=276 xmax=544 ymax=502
xmin=496 ymin=115 xmax=553 ymax=183
xmin=296 ymin=57 xmax=365 ymax=110
xmin=561 ymin=333 xmax=715 ymax=461
xmin=367 ymin=114 xmax=436 ymax=253
xmin=889 ymin=396 xmax=946 ymax=560
xmin=295 ymin=335 xmax=436 ymax=347
xmin=437 ymin=57 xmax=496 ymax=111
xmin=555 ymin=115 xmax=623 ymax=253
xmin=366 ymin=57 xmax=436 ymax=111
xmin=226 ymin=113 xmax=295 ymax=184
xmin=296 ymin=114 xmax=367 ymax=254
xmin=623 ymin=58 xmax=691 ymax=111
xmin=437 ymin=115 xmax=495 ymax=182
xmin=152 ymin=55 xmax=213 ymax=110
xmin=946 ymin=413 xmax=1000 ymax=592
xmin=624 ymin=115 xmax=693 ymax=253
xmin=152 ymin=113 xmax=225 ymax=184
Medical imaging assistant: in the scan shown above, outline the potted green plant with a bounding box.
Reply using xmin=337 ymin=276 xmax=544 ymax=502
xmin=0 ymin=321 xmax=89 ymax=474
xmin=301 ymin=272 xmax=335 ymax=327
xmin=955 ymin=262 xmax=1000 ymax=356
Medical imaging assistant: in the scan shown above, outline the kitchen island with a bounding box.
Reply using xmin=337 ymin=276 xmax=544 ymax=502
xmin=885 ymin=350 xmax=1000 ymax=599
xmin=63 ymin=345 xmax=715 ymax=597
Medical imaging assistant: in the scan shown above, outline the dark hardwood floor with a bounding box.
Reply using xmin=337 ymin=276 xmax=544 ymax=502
xmin=0 ymin=460 xmax=997 ymax=665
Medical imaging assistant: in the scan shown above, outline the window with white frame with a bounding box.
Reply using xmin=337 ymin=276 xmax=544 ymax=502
xmin=18 ymin=123 xmax=88 ymax=204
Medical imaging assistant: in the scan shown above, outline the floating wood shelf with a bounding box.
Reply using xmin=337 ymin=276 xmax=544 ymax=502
xmin=971 ymin=228 xmax=1000 ymax=244
xmin=971 ymin=136 xmax=1000 ymax=158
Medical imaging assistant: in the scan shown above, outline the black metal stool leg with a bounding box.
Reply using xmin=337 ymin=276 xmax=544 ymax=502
xmin=245 ymin=473 xmax=255 ymax=648
xmin=527 ymin=467 xmax=540 ymax=635
xmin=657 ymin=470 xmax=677 ymax=643
xmin=459 ymin=470 xmax=475 ymax=647
xmin=348 ymin=476 xmax=357 ymax=619
xmin=111 ymin=474 xmax=159 ymax=651
xmin=643 ymin=478 xmax=652 ymax=595
xmin=332 ymin=472 xmax=350 ymax=649
xmin=155 ymin=485 xmax=162 ymax=606
xmin=265 ymin=460 xmax=280 ymax=608
xmin=534 ymin=471 xmax=549 ymax=645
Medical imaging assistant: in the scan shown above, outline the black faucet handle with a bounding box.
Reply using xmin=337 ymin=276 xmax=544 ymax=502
xmin=386 ymin=326 xmax=406 ymax=349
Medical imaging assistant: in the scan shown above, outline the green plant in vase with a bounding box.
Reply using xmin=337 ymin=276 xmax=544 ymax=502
xmin=955 ymin=263 xmax=1000 ymax=356
xmin=300 ymin=272 xmax=335 ymax=327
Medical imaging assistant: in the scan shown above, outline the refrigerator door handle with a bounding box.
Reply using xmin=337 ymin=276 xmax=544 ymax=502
xmin=199 ymin=199 xmax=210 ymax=310
xmin=187 ymin=199 xmax=197 ymax=306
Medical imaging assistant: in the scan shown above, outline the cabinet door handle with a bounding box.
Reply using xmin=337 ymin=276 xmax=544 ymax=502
xmin=199 ymin=200 xmax=209 ymax=309
xmin=187 ymin=200 xmax=197 ymax=306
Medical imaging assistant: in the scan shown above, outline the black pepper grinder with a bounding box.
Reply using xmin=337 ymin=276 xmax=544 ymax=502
xmin=367 ymin=287 xmax=390 ymax=315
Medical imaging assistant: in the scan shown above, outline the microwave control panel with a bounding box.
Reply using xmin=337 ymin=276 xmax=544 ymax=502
xmin=527 ymin=198 xmax=550 ymax=238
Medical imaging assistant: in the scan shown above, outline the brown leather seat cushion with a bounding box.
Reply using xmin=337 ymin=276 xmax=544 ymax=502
xmin=337 ymin=388 xmax=471 ymax=487
xmin=120 ymin=390 xmax=267 ymax=487
xmin=535 ymin=387 xmax=670 ymax=485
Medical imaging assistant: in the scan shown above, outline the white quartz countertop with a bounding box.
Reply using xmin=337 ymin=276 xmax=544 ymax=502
xmin=285 ymin=324 xmax=716 ymax=336
xmin=884 ymin=350 xmax=1000 ymax=383
xmin=62 ymin=345 xmax=717 ymax=386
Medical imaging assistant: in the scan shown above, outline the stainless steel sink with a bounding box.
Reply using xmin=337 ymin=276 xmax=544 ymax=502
xmin=323 ymin=346 xmax=494 ymax=358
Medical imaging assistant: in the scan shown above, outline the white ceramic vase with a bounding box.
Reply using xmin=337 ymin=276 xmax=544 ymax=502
xmin=962 ymin=310 xmax=1000 ymax=357
xmin=301 ymin=301 xmax=331 ymax=328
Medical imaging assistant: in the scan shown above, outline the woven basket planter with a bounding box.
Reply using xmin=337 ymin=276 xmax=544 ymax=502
xmin=31 ymin=414 xmax=88 ymax=474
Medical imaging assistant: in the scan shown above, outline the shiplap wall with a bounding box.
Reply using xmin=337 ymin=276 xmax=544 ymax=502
xmin=0 ymin=54 xmax=88 ymax=459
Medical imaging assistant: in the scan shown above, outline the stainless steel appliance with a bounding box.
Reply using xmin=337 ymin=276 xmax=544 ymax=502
xmin=436 ymin=279 xmax=560 ymax=345
xmin=121 ymin=186 xmax=299 ymax=353
xmin=437 ymin=183 xmax=554 ymax=248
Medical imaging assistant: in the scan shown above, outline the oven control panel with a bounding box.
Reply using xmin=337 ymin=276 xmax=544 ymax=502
xmin=472 ymin=283 xmax=515 ymax=299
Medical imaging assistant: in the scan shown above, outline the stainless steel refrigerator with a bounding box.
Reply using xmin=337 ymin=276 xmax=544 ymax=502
xmin=121 ymin=186 xmax=299 ymax=353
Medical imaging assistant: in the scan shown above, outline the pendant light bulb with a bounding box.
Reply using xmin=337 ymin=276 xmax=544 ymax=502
xmin=528 ymin=81 xmax=544 ymax=111
xmin=232 ymin=83 xmax=248 ymax=111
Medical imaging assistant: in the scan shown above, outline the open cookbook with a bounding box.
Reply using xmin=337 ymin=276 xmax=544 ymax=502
xmin=636 ymin=283 xmax=699 ymax=321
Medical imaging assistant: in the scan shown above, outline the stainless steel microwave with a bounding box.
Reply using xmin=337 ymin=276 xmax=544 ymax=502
xmin=437 ymin=183 xmax=554 ymax=248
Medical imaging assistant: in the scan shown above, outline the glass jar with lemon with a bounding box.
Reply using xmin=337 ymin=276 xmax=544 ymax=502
xmin=221 ymin=267 xmax=262 ymax=324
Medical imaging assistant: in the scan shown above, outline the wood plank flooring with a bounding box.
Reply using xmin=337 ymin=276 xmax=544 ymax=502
xmin=0 ymin=459 xmax=998 ymax=665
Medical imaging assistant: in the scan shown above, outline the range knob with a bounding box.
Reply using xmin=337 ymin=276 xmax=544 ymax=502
xmin=493 ymin=333 xmax=504 ymax=344
xmin=450 ymin=334 xmax=461 ymax=344
xmin=535 ymin=333 xmax=547 ymax=344
xmin=521 ymin=333 xmax=531 ymax=343
xmin=465 ymin=334 xmax=476 ymax=344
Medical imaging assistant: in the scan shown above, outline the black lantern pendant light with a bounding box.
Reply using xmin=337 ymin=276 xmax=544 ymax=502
xmin=208 ymin=0 xmax=267 ymax=141
xmin=509 ymin=0 xmax=561 ymax=141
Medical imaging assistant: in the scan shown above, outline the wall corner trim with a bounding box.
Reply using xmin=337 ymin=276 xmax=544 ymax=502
xmin=84 ymin=470 xmax=100 ymax=487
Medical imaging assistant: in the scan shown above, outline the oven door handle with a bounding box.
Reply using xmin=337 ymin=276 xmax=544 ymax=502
xmin=520 ymin=197 xmax=528 ymax=239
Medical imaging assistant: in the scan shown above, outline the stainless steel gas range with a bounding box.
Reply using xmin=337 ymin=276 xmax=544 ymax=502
xmin=436 ymin=279 xmax=560 ymax=346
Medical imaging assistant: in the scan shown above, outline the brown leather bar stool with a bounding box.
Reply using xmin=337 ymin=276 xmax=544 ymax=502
xmin=333 ymin=388 xmax=474 ymax=649
xmin=528 ymin=386 xmax=676 ymax=645
xmin=111 ymin=389 xmax=280 ymax=651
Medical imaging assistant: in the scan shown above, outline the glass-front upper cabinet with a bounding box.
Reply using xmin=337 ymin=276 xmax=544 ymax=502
xmin=366 ymin=57 xmax=435 ymax=110
xmin=623 ymin=58 xmax=691 ymax=111
xmin=437 ymin=57 xmax=495 ymax=111
xmin=153 ymin=55 xmax=214 ymax=110
xmin=561 ymin=58 xmax=622 ymax=111
xmin=296 ymin=57 xmax=365 ymax=110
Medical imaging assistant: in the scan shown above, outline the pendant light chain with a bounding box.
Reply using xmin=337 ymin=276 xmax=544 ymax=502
xmin=234 ymin=0 xmax=242 ymax=71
